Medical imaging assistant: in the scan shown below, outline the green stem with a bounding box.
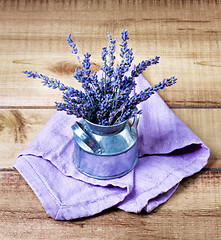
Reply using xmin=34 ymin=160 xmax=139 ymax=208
xmin=87 ymin=92 xmax=95 ymax=111
xmin=114 ymin=110 xmax=124 ymax=124
xmin=114 ymin=83 xmax=121 ymax=112
xmin=104 ymin=71 xmax=107 ymax=96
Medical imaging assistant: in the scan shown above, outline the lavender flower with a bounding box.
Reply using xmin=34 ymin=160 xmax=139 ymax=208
xmin=82 ymin=52 xmax=91 ymax=76
xmin=23 ymin=71 xmax=67 ymax=91
xmin=118 ymin=29 xmax=134 ymax=76
xmin=67 ymin=34 xmax=78 ymax=54
xmin=131 ymin=76 xmax=177 ymax=105
xmin=131 ymin=56 xmax=160 ymax=77
xmin=23 ymin=30 xmax=177 ymax=125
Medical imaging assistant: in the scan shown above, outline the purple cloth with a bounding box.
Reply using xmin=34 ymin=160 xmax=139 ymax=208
xmin=13 ymin=66 xmax=210 ymax=220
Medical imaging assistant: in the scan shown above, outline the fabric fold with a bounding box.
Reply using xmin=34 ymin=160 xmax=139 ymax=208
xmin=14 ymin=65 xmax=210 ymax=220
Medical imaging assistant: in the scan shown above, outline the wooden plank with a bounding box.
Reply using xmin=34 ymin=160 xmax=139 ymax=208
xmin=0 ymin=0 xmax=220 ymax=107
xmin=0 ymin=109 xmax=57 ymax=169
xmin=0 ymin=108 xmax=220 ymax=169
xmin=173 ymin=108 xmax=221 ymax=168
xmin=0 ymin=170 xmax=220 ymax=240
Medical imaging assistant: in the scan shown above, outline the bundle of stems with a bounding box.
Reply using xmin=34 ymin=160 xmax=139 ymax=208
xmin=23 ymin=29 xmax=177 ymax=125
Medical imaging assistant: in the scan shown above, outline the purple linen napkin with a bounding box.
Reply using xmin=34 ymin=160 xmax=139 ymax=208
xmin=13 ymin=66 xmax=210 ymax=220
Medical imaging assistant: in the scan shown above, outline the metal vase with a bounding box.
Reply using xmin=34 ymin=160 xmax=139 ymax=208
xmin=72 ymin=116 xmax=139 ymax=180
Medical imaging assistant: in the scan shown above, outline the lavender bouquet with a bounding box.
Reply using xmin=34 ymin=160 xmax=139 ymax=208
xmin=23 ymin=29 xmax=177 ymax=126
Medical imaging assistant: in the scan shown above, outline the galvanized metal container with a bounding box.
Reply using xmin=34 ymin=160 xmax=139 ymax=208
xmin=72 ymin=116 xmax=139 ymax=179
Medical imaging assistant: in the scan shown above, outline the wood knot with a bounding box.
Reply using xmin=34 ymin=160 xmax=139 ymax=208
xmin=0 ymin=110 xmax=28 ymax=143
xmin=49 ymin=61 xmax=101 ymax=75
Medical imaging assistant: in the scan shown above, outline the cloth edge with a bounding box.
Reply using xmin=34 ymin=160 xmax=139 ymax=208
xmin=14 ymin=156 xmax=132 ymax=220
xmin=13 ymin=157 xmax=61 ymax=219
xmin=118 ymin=143 xmax=210 ymax=212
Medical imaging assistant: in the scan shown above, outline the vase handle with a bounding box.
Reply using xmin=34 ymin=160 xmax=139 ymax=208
xmin=130 ymin=114 xmax=139 ymax=134
xmin=72 ymin=122 xmax=103 ymax=154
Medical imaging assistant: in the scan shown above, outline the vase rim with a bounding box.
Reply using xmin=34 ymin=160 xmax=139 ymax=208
xmin=84 ymin=118 xmax=128 ymax=128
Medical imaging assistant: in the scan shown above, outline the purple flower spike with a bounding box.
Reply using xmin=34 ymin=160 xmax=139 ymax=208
xmin=67 ymin=34 xmax=78 ymax=54
xmin=23 ymin=30 xmax=177 ymax=125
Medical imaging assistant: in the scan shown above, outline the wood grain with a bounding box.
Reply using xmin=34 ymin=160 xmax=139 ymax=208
xmin=0 ymin=0 xmax=220 ymax=107
xmin=0 ymin=170 xmax=220 ymax=240
xmin=0 ymin=108 xmax=220 ymax=169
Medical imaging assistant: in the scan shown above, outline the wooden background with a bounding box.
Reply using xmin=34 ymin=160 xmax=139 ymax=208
xmin=0 ymin=0 xmax=220 ymax=239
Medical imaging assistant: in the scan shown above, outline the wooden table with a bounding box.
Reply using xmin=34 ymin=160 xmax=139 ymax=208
xmin=0 ymin=0 xmax=220 ymax=239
